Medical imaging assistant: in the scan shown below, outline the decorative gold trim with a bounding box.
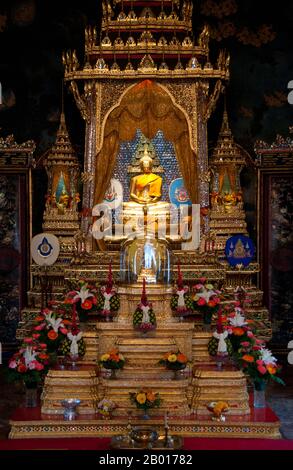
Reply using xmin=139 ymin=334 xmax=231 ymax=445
xmin=9 ymin=417 xmax=281 ymax=440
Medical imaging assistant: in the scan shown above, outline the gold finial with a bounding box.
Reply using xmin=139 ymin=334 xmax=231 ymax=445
xmin=221 ymin=97 xmax=231 ymax=135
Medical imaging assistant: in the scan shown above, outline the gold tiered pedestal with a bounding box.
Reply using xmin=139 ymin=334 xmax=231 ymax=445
xmin=41 ymin=366 xmax=99 ymax=415
xmin=191 ymin=365 xmax=250 ymax=416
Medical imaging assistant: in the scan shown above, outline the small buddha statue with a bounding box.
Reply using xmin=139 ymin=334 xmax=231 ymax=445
xmin=59 ymin=188 xmax=69 ymax=207
xmin=57 ymin=188 xmax=69 ymax=214
xmin=130 ymin=146 xmax=162 ymax=205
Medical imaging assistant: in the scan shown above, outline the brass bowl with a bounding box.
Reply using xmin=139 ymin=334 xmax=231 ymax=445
xmin=130 ymin=427 xmax=158 ymax=445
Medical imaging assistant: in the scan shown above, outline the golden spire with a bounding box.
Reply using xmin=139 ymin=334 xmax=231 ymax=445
xmin=47 ymin=87 xmax=78 ymax=164
xmin=210 ymin=102 xmax=246 ymax=167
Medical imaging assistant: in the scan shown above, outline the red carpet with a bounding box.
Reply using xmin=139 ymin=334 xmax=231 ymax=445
xmin=1 ymin=438 xmax=293 ymax=450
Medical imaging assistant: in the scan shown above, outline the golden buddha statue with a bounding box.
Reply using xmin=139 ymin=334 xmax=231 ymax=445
xmin=57 ymin=188 xmax=69 ymax=214
xmin=130 ymin=145 xmax=162 ymax=205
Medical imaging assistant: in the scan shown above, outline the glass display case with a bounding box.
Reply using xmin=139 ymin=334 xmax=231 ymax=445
xmin=120 ymin=234 xmax=172 ymax=285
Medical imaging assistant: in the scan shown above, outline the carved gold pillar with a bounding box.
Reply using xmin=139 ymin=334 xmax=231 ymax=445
xmin=81 ymin=80 xmax=97 ymax=239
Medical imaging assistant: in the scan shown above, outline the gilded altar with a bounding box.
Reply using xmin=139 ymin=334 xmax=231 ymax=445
xmin=11 ymin=0 xmax=277 ymax=440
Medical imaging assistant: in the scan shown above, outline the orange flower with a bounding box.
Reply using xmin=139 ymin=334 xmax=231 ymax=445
xmin=242 ymin=354 xmax=254 ymax=363
xmin=233 ymin=327 xmax=245 ymax=336
xmin=47 ymin=330 xmax=58 ymax=341
xmin=266 ymin=364 xmax=276 ymax=375
xmin=177 ymin=353 xmax=187 ymax=364
xmin=146 ymin=391 xmax=156 ymax=402
xmin=81 ymin=299 xmax=93 ymax=310
xmin=63 ymin=319 xmax=71 ymax=325
xmin=164 ymin=352 xmax=170 ymax=360
xmin=64 ymin=298 xmax=73 ymax=304
xmin=110 ymin=354 xmax=120 ymax=362
xmin=109 ymin=348 xmax=119 ymax=355
xmin=38 ymin=353 xmax=49 ymax=360
xmin=35 ymin=315 xmax=45 ymax=322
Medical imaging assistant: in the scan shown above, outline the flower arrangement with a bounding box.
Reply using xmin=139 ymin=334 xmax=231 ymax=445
xmin=65 ymin=279 xmax=98 ymax=322
xmin=237 ymin=337 xmax=285 ymax=390
xmin=129 ymin=389 xmax=161 ymax=414
xmin=8 ymin=338 xmax=49 ymax=386
xmin=33 ymin=308 xmax=70 ymax=356
xmin=208 ymin=310 xmax=233 ymax=358
xmin=97 ymin=263 xmax=120 ymax=321
xmin=207 ymin=401 xmax=229 ymax=421
xmin=159 ymin=350 xmax=189 ymax=371
xmin=99 ymin=348 xmax=125 ymax=370
xmin=60 ymin=304 xmax=86 ymax=360
xmin=226 ymin=306 xmax=254 ymax=353
xmin=133 ymin=278 xmax=156 ymax=333
xmin=192 ymin=278 xmax=221 ymax=325
xmin=170 ymin=264 xmax=193 ymax=318
xmin=97 ymin=398 xmax=116 ymax=418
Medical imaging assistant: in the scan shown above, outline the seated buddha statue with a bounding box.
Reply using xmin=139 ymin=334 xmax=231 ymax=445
xmin=130 ymin=145 xmax=162 ymax=205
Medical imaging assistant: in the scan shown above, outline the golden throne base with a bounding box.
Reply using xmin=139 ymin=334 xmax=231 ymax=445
xmin=9 ymin=412 xmax=281 ymax=440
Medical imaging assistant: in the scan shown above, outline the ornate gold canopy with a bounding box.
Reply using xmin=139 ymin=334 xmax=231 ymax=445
xmin=94 ymin=79 xmax=198 ymax=204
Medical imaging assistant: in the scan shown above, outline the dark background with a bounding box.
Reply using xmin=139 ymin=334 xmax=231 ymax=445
xmin=0 ymin=0 xmax=292 ymax=154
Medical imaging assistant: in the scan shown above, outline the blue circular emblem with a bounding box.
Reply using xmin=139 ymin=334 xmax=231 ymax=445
xmin=225 ymin=235 xmax=255 ymax=267
xmin=169 ymin=178 xmax=191 ymax=207
xmin=37 ymin=237 xmax=54 ymax=257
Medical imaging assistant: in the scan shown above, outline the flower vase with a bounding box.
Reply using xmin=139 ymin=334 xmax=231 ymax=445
xmin=142 ymin=409 xmax=150 ymax=420
xmin=108 ymin=368 xmax=118 ymax=380
xmin=68 ymin=354 xmax=79 ymax=370
xmin=101 ymin=412 xmax=112 ymax=420
xmin=253 ymin=381 xmax=267 ymax=408
xmin=172 ymin=368 xmax=185 ymax=380
xmin=202 ymin=311 xmax=213 ymax=332
xmin=24 ymin=382 xmax=38 ymax=408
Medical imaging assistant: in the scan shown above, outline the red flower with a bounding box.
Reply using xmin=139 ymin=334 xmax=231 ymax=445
xmin=81 ymin=299 xmax=93 ymax=310
xmin=257 ymin=365 xmax=267 ymax=375
xmin=23 ymin=337 xmax=33 ymax=344
xmin=48 ymin=330 xmax=58 ymax=341
xmin=17 ymin=364 xmax=27 ymax=373
xmin=197 ymin=298 xmax=206 ymax=306
xmin=207 ymin=300 xmax=216 ymax=308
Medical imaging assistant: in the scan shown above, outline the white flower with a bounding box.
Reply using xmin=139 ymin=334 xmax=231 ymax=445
xmin=229 ymin=309 xmax=247 ymax=327
xmin=74 ymin=285 xmax=94 ymax=304
xmin=98 ymin=398 xmax=116 ymax=411
xmin=23 ymin=346 xmax=37 ymax=368
xmin=259 ymin=347 xmax=277 ymax=365
xmin=197 ymin=286 xmax=216 ymax=303
xmin=44 ymin=312 xmax=63 ymax=333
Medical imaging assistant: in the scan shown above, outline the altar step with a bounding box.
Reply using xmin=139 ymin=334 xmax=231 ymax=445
xmin=9 ymin=407 xmax=281 ymax=440
xmin=101 ymin=378 xmax=191 ymax=417
xmin=97 ymin=322 xmax=194 ymax=366
xmin=191 ymin=365 xmax=250 ymax=416
xmin=192 ymin=332 xmax=212 ymax=362
xmin=41 ymin=367 xmax=99 ymax=415
xmin=106 ymin=365 xmax=192 ymax=381
xmin=81 ymin=330 xmax=99 ymax=363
